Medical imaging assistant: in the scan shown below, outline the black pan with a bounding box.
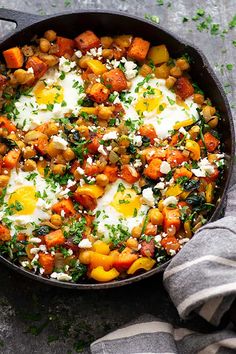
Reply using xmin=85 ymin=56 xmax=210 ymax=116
xmin=0 ymin=8 xmax=235 ymax=289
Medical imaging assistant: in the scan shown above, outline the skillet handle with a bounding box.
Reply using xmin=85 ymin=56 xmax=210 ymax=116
xmin=0 ymin=8 xmax=43 ymax=31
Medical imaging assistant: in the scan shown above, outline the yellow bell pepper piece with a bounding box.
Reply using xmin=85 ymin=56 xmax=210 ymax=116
xmin=148 ymin=45 xmax=169 ymax=65
xmin=205 ymin=183 xmax=214 ymax=203
xmin=173 ymin=118 xmax=195 ymax=130
xmin=92 ymin=240 xmax=110 ymax=255
xmin=75 ymin=184 xmax=104 ymax=199
xmin=165 ymin=184 xmax=183 ymax=197
xmin=37 ymin=159 xmax=47 ymax=176
xmin=180 ymin=190 xmax=191 ymax=200
xmin=90 ymin=266 xmax=119 ymax=282
xmin=127 ymin=257 xmax=155 ymax=275
xmin=87 ymin=59 xmax=107 ymax=75
xmin=185 ymin=139 xmax=201 ymax=160
xmin=184 ymin=220 xmax=192 ymax=238
xmin=80 ymin=107 xmax=98 ymax=115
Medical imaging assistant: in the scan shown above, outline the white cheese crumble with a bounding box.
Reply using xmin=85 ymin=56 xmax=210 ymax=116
xmin=179 ymin=127 xmax=191 ymax=138
xmin=142 ymin=188 xmax=155 ymax=207
xmin=76 ymin=167 xmax=85 ymax=175
xmin=59 ymin=57 xmax=76 ymax=72
xmin=154 ymin=182 xmax=165 ymax=190
xmin=160 ymin=161 xmax=171 ymax=174
xmin=132 ymin=135 xmax=142 ymax=147
xmin=163 ymin=196 xmax=178 ymax=207
xmin=29 ymin=237 xmax=42 ymax=244
xmin=191 ymin=158 xmax=215 ymax=177
xmin=75 ymin=50 xmax=82 ymax=58
xmin=51 ymin=135 xmax=68 ymax=150
xmin=98 ymin=145 xmax=107 ymax=156
xmin=78 ymin=239 xmax=92 ymax=248
xmin=50 ymin=272 xmax=72 ymax=281
xmin=121 ymin=57 xmax=138 ymax=80
xmin=102 ymin=131 xmax=118 ymax=140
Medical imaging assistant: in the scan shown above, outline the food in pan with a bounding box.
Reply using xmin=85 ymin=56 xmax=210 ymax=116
xmin=0 ymin=29 xmax=224 ymax=283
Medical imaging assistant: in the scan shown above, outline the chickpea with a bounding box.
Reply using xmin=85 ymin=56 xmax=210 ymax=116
xmin=170 ymin=66 xmax=182 ymax=78
xmin=119 ymin=135 xmax=130 ymax=148
xmin=23 ymin=159 xmax=37 ymax=172
xmin=79 ymin=250 xmax=93 ymax=264
xmin=202 ymin=105 xmax=216 ymax=120
xmin=148 ymin=208 xmax=164 ymax=225
xmin=9 ymin=73 xmax=18 ymax=86
xmin=23 ymin=146 xmax=36 ymax=159
xmin=52 ymin=164 xmax=66 ymax=175
xmin=77 ymin=125 xmax=89 ymax=138
xmin=44 ymin=29 xmax=57 ymax=42
xmin=102 ymin=49 xmax=114 ymax=59
xmin=100 ymin=36 xmax=113 ymax=48
xmin=50 ymin=214 xmax=62 ymax=227
xmin=16 ymin=140 xmax=25 ymax=150
xmin=54 ymin=154 xmax=66 ymax=164
xmin=39 ymin=38 xmax=51 ymax=53
xmin=193 ymin=93 xmax=204 ymax=105
xmin=78 ymin=55 xmax=91 ymax=69
xmin=98 ymin=106 xmax=114 ymax=120
xmin=120 ymin=154 xmax=131 ymax=164
xmin=165 ymin=76 xmax=177 ymax=89
xmin=176 ymin=58 xmax=190 ymax=71
xmin=131 ymin=225 xmax=142 ymax=239
xmin=0 ymin=175 xmax=10 ymax=188
xmin=188 ymin=125 xmax=200 ymax=140
xmin=14 ymin=69 xmax=27 ymax=84
xmin=0 ymin=128 xmax=9 ymax=137
xmin=40 ymin=54 xmax=59 ymax=67
xmin=0 ymin=143 xmax=7 ymax=155
xmin=96 ymin=173 xmax=109 ymax=187
xmin=45 ymin=122 xmax=59 ymax=136
xmin=126 ymin=237 xmax=138 ymax=250
xmin=63 ymin=148 xmax=76 ymax=161
xmin=206 ymin=116 xmax=219 ymax=129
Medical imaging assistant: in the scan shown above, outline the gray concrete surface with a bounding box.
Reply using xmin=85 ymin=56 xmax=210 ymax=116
xmin=0 ymin=0 xmax=235 ymax=353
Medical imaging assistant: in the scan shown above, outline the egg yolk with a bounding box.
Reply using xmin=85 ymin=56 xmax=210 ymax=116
xmin=135 ymin=88 xmax=166 ymax=114
xmin=111 ymin=188 xmax=141 ymax=217
xmin=34 ymin=81 xmax=64 ymax=105
xmin=8 ymin=186 xmax=38 ymax=215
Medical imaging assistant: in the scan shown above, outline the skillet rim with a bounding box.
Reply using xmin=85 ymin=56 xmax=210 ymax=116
xmin=0 ymin=9 xmax=234 ymax=290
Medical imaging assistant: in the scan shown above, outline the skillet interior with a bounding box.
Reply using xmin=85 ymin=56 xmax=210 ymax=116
xmin=0 ymin=10 xmax=234 ymax=289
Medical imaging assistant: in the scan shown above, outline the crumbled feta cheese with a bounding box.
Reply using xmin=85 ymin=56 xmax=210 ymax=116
xmin=76 ymin=167 xmax=85 ymax=175
xmin=160 ymin=161 xmax=171 ymax=174
xmin=67 ymin=179 xmax=76 ymax=188
xmin=163 ymin=196 xmax=178 ymax=207
xmin=179 ymin=127 xmax=190 ymax=138
xmin=51 ymin=135 xmax=68 ymax=150
xmin=59 ymin=57 xmax=76 ymax=72
xmin=120 ymin=57 xmax=138 ymax=80
xmin=155 ymin=182 xmax=165 ymax=190
xmin=29 ymin=237 xmax=42 ymax=244
xmin=50 ymin=272 xmax=72 ymax=281
xmin=75 ymin=50 xmax=82 ymax=58
xmin=142 ymin=188 xmax=155 ymax=207
xmin=39 ymin=244 xmax=47 ymax=252
xmin=191 ymin=158 xmax=215 ymax=177
xmin=78 ymin=239 xmax=92 ymax=248
xmin=133 ymin=159 xmax=142 ymax=168
xmin=110 ymin=59 xmax=121 ymax=68
xmin=169 ymin=249 xmax=176 ymax=256
xmin=30 ymin=247 xmax=40 ymax=255
xmin=27 ymin=67 xmax=34 ymax=74
xmin=39 ymin=268 xmax=45 ymax=275
xmin=132 ymin=135 xmax=142 ymax=147
xmin=102 ymin=131 xmax=118 ymax=141
xmin=87 ymin=157 xmax=93 ymax=165
xmin=61 ymin=210 xmax=65 ymax=218
xmin=98 ymin=145 xmax=107 ymax=156
xmin=21 ymin=260 xmax=30 ymax=268
xmin=154 ymin=235 xmax=162 ymax=243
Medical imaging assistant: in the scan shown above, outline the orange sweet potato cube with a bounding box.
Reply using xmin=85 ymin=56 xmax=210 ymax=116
xmin=127 ymin=37 xmax=150 ymax=61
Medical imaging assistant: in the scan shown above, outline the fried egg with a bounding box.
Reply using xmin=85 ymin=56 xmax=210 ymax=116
xmin=94 ymin=179 xmax=149 ymax=242
xmin=1 ymin=169 xmax=63 ymax=236
xmin=14 ymin=61 xmax=85 ymax=131
xmin=123 ymin=75 xmax=199 ymax=138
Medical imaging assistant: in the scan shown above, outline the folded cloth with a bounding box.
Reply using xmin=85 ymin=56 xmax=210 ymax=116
xmin=91 ymin=167 xmax=236 ymax=354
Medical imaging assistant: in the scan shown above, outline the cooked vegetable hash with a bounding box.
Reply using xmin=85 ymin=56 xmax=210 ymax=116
xmin=0 ymin=30 xmax=224 ymax=283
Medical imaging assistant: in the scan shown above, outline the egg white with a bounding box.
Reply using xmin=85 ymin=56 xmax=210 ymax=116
xmin=1 ymin=169 xmax=64 ymax=236
xmin=123 ymin=75 xmax=199 ymax=139
xmin=94 ymin=179 xmax=149 ymax=242
xmin=14 ymin=65 xmax=85 ymax=131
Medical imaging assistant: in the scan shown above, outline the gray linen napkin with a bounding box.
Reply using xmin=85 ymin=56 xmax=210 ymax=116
xmin=90 ymin=165 xmax=236 ymax=354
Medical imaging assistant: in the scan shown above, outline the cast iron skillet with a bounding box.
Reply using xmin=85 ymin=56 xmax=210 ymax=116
xmin=0 ymin=8 xmax=234 ymax=290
